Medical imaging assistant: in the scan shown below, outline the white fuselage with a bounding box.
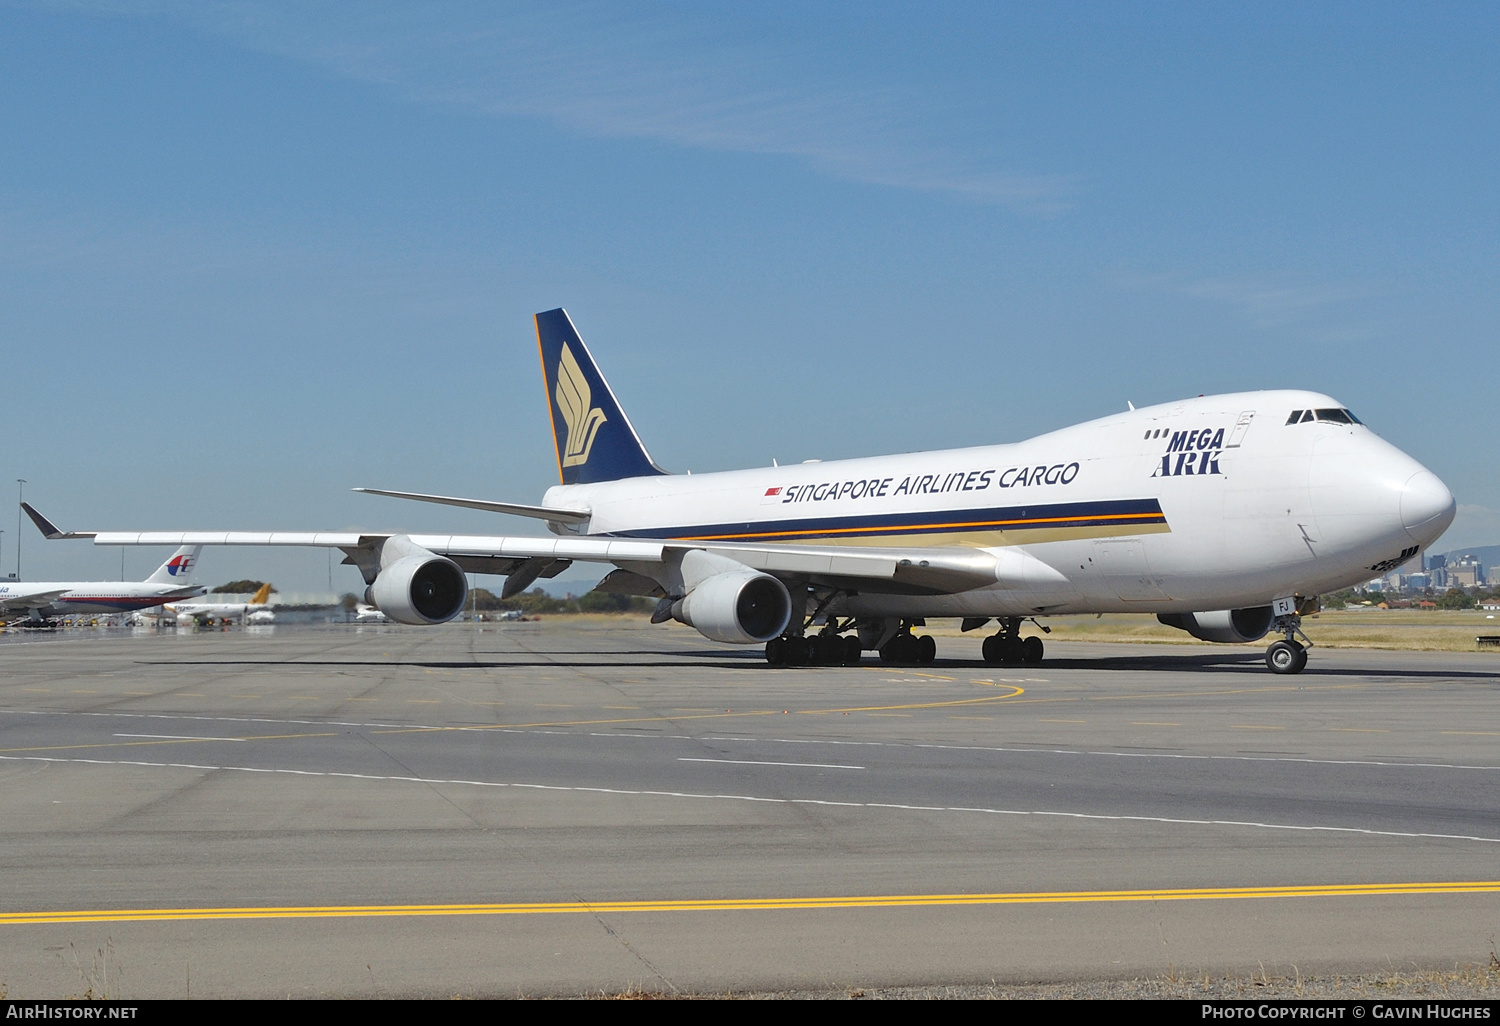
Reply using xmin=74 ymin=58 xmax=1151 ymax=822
xmin=543 ymin=390 xmax=1454 ymax=617
xmin=0 ymin=581 xmax=206 ymax=618
xmin=165 ymin=599 xmax=259 ymax=622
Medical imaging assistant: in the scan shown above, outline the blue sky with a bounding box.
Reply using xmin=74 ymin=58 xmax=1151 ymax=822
xmin=4 ymin=1 xmax=1497 ymax=592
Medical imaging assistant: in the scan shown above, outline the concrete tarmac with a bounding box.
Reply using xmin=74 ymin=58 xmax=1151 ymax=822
xmin=0 ymin=620 xmax=1497 ymax=998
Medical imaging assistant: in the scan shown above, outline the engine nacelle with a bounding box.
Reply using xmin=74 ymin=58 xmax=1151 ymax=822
xmin=1158 ymin=606 xmax=1275 ymax=644
xmin=671 ymin=570 xmax=791 ymax=644
xmin=367 ymin=554 xmax=468 ymax=625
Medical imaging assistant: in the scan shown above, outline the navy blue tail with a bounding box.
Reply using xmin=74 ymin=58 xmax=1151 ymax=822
xmin=534 ymin=309 xmax=667 ymax=485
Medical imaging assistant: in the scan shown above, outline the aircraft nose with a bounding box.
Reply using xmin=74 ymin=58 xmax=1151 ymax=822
xmin=1400 ymin=469 xmax=1456 ymax=544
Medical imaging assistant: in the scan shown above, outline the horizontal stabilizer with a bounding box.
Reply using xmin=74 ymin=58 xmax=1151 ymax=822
xmin=353 ymin=488 xmax=591 ymax=525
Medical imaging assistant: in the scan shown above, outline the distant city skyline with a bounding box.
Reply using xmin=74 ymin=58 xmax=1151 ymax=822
xmin=5 ymin=2 xmax=1498 ymax=591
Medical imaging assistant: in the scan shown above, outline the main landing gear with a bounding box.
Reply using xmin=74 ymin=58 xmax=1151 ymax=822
xmin=764 ymin=617 xmax=938 ymax=666
xmin=980 ymin=617 xmax=1045 ymax=666
xmin=765 ymin=633 xmax=861 ymax=667
xmin=1265 ymin=614 xmax=1311 ymax=674
xmin=879 ymin=627 xmax=936 ymax=665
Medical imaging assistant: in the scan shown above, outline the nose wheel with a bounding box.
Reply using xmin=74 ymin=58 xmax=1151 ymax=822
xmin=1265 ymin=639 xmax=1307 ymax=674
xmin=1265 ymin=613 xmax=1312 ymax=674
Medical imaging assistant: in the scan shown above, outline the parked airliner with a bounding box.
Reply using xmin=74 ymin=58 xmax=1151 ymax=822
xmin=0 ymin=543 xmax=205 ymax=624
xmin=31 ymin=310 xmax=1454 ymax=673
xmin=165 ymin=582 xmax=274 ymax=625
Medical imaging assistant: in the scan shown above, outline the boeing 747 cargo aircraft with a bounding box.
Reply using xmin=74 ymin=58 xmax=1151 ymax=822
xmin=29 ymin=309 xmax=1454 ymax=673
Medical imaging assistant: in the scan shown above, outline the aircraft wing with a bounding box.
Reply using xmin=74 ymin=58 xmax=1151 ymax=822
xmin=0 ymin=588 xmax=70 ymax=612
xmin=64 ymin=529 xmax=1046 ymax=596
xmin=31 ymin=500 xmax=1049 ymax=597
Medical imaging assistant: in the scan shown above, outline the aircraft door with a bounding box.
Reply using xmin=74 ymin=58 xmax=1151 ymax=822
xmin=1092 ymin=539 xmax=1171 ymax=601
xmin=1225 ymin=411 xmax=1255 ymax=448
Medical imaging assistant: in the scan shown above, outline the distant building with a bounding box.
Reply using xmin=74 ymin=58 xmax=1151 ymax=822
xmin=1401 ymin=572 xmax=1432 ymax=592
xmin=1443 ymin=556 xmax=1484 ymax=589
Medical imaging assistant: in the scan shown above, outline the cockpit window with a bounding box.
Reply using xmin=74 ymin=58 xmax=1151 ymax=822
xmin=1289 ymin=408 xmax=1363 ymax=426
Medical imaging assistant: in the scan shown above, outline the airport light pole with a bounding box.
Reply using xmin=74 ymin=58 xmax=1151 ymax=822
xmin=15 ymin=479 xmax=24 ymax=582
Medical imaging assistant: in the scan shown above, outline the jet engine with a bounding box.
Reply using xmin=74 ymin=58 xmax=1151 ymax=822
xmin=671 ymin=570 xmax=791 ymax=644
xmin=366 ymin=554 xmax=468 ymax=625
xmin=1157 ymin=606 xmax=1275 ymax=644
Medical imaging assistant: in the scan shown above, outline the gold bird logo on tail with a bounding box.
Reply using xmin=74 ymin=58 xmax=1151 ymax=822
xmin=557 ymin=342 xmax=607 ymax=466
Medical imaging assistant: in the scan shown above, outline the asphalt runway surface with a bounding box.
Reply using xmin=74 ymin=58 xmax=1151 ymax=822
xmin=1 ymin=620 xmax=1498 ymax=998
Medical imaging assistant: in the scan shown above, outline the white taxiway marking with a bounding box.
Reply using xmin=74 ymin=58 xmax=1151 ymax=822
xmin=113 ymin=733 xmax=245 ymax=743
xmin=8 ymin=710 xmax=1497 ymax=773
xmin=678 ymin=757 xmax=864 ymax=770
xmin=2 ymin=753 xmax=1496 ymax=847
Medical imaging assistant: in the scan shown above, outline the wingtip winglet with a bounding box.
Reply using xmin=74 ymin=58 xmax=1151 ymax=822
xmin=20 ymin=502 xmax=92 ymax=540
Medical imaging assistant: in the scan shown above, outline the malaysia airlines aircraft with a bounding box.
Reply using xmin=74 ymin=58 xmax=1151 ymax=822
xmin=32 ymin=310 xmax=1454 ymax=673
xmin=0 ymin=542 xmax=205 ymax=623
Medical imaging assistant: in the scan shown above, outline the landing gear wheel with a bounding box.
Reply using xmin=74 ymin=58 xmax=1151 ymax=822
xmin=1001 ymin=636 xmax=1024 ymax=665
xmin=981 ymin=635 xmax=999 ymax=664
xmin=916 ymin=634 xmax=936 ymax=664
xmin=765 ymin=637 xmax=784 ymax=665
xmin=1266 ymin=639 xmax=1306 ymax=674
xmin=782 ymin=636 xmax=811 ymax=667
xmin=1020 ymin=636 xmax=1044 ymax=665
xmin=881 ymin=634 xmax=921 ymax=664
xmin=842 ymin=635 xmax=862 ymax=666
xmin=814 ymin=634 xmax=843 ymax=666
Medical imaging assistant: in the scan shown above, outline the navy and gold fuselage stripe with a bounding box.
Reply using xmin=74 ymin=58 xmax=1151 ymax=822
xmin=609 ymin=498 xmax=1167 ymax=543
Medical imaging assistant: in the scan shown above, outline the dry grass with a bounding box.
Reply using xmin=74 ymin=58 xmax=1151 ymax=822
xmin=579 ymin=960 xmax=1500 ymax=999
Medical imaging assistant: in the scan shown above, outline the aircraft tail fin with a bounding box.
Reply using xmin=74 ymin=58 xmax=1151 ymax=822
xmin=534 ymin=309 xmax=667 ymax=486
xmin=249 ymin=582 xmax=273 ymax=605
xmin=145 ymin=545 xmax=203 ymax=585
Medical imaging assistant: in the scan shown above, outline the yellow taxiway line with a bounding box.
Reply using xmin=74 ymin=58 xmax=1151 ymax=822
xmin=5 ymin=881 xmax=1499 ymax=926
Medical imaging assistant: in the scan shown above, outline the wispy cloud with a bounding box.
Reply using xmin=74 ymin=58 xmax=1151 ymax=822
xmin=1119 ymin=271 xmax=1387 ymax=343
xmin=53 ymin=0 xmax=1076 ymax=212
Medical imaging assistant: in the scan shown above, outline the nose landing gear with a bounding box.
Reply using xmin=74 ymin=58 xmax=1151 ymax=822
xmin=1265 ymin=613 xmax=1312 ymax=674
